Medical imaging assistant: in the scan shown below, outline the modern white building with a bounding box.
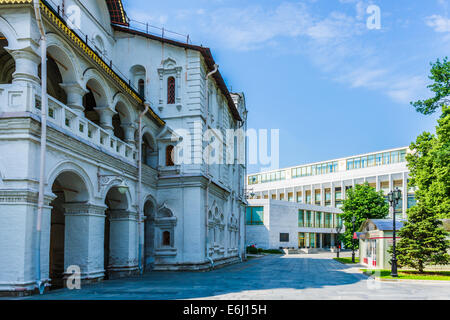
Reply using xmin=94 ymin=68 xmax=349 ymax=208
xmin=0 ymin=0 xmax=247 ymax=295
xmin=246 ymin=147 xmax=416 ymax=250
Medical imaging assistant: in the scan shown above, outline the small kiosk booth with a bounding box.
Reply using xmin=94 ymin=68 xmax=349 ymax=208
xmin=357 ymin=219 xmax=405 ymax=269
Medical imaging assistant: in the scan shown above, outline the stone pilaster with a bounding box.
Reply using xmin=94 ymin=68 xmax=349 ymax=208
xmin=63 ymin=203 xmax=107 ymax=283
xmin=106 ymin=210 xmax=139 ymax=279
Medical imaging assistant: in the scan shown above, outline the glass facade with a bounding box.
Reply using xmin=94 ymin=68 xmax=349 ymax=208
xmin=292 ymin=161 xmax=338 ymax=179
xmin=246 ymin=207 xmax=264 ymax=225
xmin=347 ymin=149 xmax=407 ymax=171
xmin=305 ymin=211 xmax=313 ymax=228
xmin=248 ymin=170 xmax=286 ymax=185
xmin=298 ymin=210 xmax=304 ymax=227
xmin=316 ymin=212 xmax=322 ymax=228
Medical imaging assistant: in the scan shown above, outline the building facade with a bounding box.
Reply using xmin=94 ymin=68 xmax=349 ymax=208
xmin=246 ymin=147 xmax=416 ymax=250
xmin=0 ymin=0 xmax=247 ymax=295
xmin=246 ymin=199 xmax=344 ymax=251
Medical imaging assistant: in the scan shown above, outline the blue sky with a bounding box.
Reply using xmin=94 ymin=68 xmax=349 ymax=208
xmin=122 ymin=0 xmax=449 ymax=174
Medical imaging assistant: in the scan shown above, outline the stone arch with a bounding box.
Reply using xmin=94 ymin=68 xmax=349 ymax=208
xmin=112 ymin=93 xmax=135 ymax=123
xmin=103 ymin=181 xmax=136 ymax=278
xmin=92 ymin=33 xmax=107 ymax=57
xmin=112 ymin=93 xmax=135 ymax=141
xmin=0 ymin=16 xmax=19 ymax=49
xmin=143 ymin=194 xmax=157 ymax=270
xmin=82 ymin=70 xmax=114 ymax=127
xmin=0 ymin=32 xmax=14 ymax=85
xmin=46 ymin=161 xmax=94 ymax=203
xmin=48 ymin=165 xmax=92 ymax=288
xmin=141 ymin=128 xmax=158 ymax=169
xmin=46 ymin=33 xmax=82 ymax=84
xmin=101 ymin=179 xmax=132 ymax=211
xmin=129 ymin=64 xmax=146 ymax=97
xmin=82 ymin=69 xmax=112 ymax=108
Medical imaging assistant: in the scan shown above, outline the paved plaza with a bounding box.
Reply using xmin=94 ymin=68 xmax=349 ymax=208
xmin=14 ymin=252 xmax=450 ymax=300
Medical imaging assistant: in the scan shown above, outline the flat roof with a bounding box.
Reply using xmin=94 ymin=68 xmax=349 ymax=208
xmin=248 ymin=146 xmax=409 ymax=177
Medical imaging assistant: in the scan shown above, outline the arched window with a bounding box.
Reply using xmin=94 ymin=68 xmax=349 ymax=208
xmin=167 ymin=76 xmax=175 ymax=104
xmin=162 ymin=231 xmax=171 ymax=246
xmin=166 ymin=145 xmax=175 ymax=167
xmin=138 ymin=79 xmax=145 ymax=97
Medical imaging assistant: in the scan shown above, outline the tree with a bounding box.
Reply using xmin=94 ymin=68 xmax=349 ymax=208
xmin=412 ymin=57 xmax=450 ymax=115
xmin=409 ymin=59 xmax=450 ymax=219
xmin=392 ymin=58 xmax=450 ymax=273
xmin=390 ymin=204 xmax=449 ymax=273
xmin=341 ymin=183 xmax=389 ymax=249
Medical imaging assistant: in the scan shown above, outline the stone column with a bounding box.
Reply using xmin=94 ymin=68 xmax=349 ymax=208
xmin=376 ymin=176 xmax=380 ymax=192
xmin=121 ymin=123 xmax=136 ymax=145
xmin=107 ymin=210 xmax=139 ymax=279
xmin=321 ymin=184 xmax=325 ymax=206
xmin=8 ymin=47 xmax=41 ymax=86
xmin=63 ymin=203 xmax=107 ymax=283
xmin=95 ymin=107 xmax=117 ymax=135
xmin=302 ymin=186 xmax=306 ymax=204
xmin=331 ymin=182 xmax=336 ymax=208
xmin=60 ymin=82 xmax=88 ymax=116
xmin=341 ymin=181 xmax=346 ymax=201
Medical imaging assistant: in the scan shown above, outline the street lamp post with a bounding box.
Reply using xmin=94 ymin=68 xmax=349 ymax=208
xmin=388 ymin=187 xmax=402 ymax=277
xmin=351 ymin=216 xmax=356 ymax=263
xmin=336 ymin=223 xmax=343 ymax=258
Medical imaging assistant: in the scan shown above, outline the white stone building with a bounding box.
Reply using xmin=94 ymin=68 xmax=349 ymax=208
xmin=246 ymin=147 xmax=416 ymax=250
xmin=0 ymin=0 xmax=248 ymax=295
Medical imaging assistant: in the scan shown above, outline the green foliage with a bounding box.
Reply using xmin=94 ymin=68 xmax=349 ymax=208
xmin=341 ymin=183 xmax=389 ymax=249
xmin=393 ymin=58 xmax=450 ymax=273
xmin=246 ymin=246 xmax=258 ymax=254
xmin=407 ymin=100 xmax=450 ymax=219
xmin=412 ymin=57 xmax=450 ymax=115
xmin=362 ymin=269 xmax=450 ymax=280
xmin=389 ymin=204 xmax=449 ymax=273
xmin=333 ymin=257 xmax=360 ymax=264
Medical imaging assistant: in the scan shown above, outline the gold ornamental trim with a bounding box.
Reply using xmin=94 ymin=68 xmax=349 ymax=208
xmin=0 ymin=0 xmax=165 ymax=127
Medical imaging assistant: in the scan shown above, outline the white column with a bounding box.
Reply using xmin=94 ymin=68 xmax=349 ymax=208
xmin=95 ymin=107 xmax=117 ymax=135
xmin=302 ymin=186 xmax=306 ymax=204
xmin=321 ymin=184 xmax=325 ymax=206
xmin=376 ymin=176 xmax=380 ymax=192
xmin=107 ymin=210 xmax=139 ymax=279
xmin=63 ymin=204 xmax=107 ymax=282
xmin=331 ymin=182 xmax=336 ymax=208
xmin=60 ymin=82 xmax=88 ymax=116
xmin=121 ymin=123 xmax=137 ymax=145
xmin=341 ymin=181 xmax=346 ymax=201
xmin=8 ymin=47 xmax=41 ymax=86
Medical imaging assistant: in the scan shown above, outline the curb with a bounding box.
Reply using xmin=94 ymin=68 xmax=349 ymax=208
xmin=362 ymin=271 xmax=450 ymax=284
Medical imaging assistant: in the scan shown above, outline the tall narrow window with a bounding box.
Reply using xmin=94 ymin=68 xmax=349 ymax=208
xmin=162 ymin=231 xmax=171 ymax=246
xmin=167 ymin=76 xmax=175 ymax=104
xmin=138 ymin=79 xmax=145 ymax=97
xmin=166 ymin=145 xmax=175 ymax=166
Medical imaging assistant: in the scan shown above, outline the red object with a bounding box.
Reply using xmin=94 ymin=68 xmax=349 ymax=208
xmin=353 ymin=232 xmax=358 ymax=240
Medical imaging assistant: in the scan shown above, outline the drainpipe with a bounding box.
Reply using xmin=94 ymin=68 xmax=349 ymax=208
xmin=34 ymin=0 xmax=48 ymax=295
xmin=137 ymin=102 xmax=150 ymax=275
xmin=204 ymin=64 xmax=218 ymax=269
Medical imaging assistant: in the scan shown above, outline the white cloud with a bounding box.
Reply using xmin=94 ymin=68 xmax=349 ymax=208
xmin=126 ymin=1 xmax=428 ymax=106
xmin=425 ymin=14 xmax=450 ymax=33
